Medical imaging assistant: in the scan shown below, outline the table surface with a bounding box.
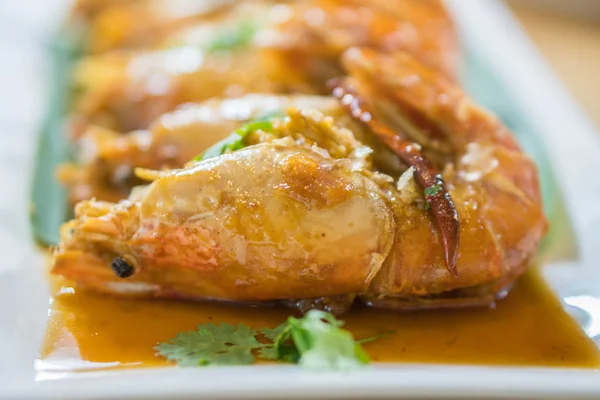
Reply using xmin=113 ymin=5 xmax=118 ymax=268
xmin=507 ymin=1 xmax=600 ymax=130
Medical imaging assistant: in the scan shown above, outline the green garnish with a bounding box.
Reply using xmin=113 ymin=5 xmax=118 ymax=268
xmin=424 ymin=183 xmax=442 ymax=197
xmin=194 ymin=120 xmax=274 ymax=161
xmin=31 ymin=28 xmax=81 ymax=246
xmin=355 ymin=330 xmax=396 ymax=344
xmin=235 ymin=120 xmax=274 ymax=139
xmin=274 ymin=311 xmax=370 ymax=369
xmin=424 ymin=183 xmax=442 ymax=210
xmin=260 ymin=323 xmax=287 ymax=341
xmin=252 ymin=110 xmax=284 ymax=122
xmin=155 ymin=310 xmax=394 ymax=369
xmin=155 ymin=323 xmax=263 ymax=366
xmin=206 ymin=20 xmax=258 ymax=52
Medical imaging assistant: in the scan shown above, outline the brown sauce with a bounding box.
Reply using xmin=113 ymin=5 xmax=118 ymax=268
xmin=38 ymin=270 xmax=600 ymax=376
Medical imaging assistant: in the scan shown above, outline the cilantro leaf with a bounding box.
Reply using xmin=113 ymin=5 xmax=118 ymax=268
xmin=287 ymin=310 xmax=368 ymax=370
xmin=206 ymin=20 xmax=258 ymax=52
xmin=275 ymin=343 xmax=301 ymax=363
xmin=424 ymin=183 xmax=442 ymax=197
xmin=155 ymin=323 xmax=262 ymax=366
xmin=194 ymin=120 xmax=274 ymax=161
xmin=257 ymin=342 xmax=300 ymax=363
xmin=353 ymin=343 xmax=370 ymax=364
xmin=257 ymin=345 xmax=279 ymax=360
xmin=256 ymin=323 xmax=290 ymax=360
xmin=270 ymin=322 xmax=301 ymax=363
xmin=155 ymin=311 xmax=394 ymax=369
xmin=236 ymin=120 xmax=274 ymax=137
xmin=261 ymin=323 xmax=288 ymax=341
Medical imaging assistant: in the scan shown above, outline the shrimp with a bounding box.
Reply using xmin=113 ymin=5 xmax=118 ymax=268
xmin=58 ymin=94 xmax=350 ymax=203
xmin=71 ymin=47 xmax=278 ymax=134
xmin=53 ymin=111 xmax=394 ymax=312
xmin=70 ymin=1 xmax=288 ymax=134
xmin=82 ymin=0 xmax=244 ymax=54
xmin=70 ymin=0 xmax=135 ymax=21
xmin=334 ymin=48 xmax=547 ymax=308
xmin=70 ymin=0 xmax=456 ymax=133
xmin=52 ymin=49 xmax=547 ymax=313
xmin=264 ymin=0 xmax=457 ymax=91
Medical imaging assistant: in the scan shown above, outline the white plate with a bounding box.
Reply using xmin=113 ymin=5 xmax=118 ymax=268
xmin=1 ymin=1 xmax=600 ymax=398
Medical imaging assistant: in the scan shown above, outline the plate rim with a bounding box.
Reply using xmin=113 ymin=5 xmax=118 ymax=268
xmin=4 ymin=0 xmax=600 ymax=398
xmin=15 ymin=365 xmax=600 ymax=399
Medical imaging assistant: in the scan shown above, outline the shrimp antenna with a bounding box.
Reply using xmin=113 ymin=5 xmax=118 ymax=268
xmin=330 ymin=78 xmax=460 ymax=277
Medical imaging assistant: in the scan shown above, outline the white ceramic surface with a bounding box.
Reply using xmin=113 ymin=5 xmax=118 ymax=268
xmin=1 ymin=1 xmax=600 ymax=399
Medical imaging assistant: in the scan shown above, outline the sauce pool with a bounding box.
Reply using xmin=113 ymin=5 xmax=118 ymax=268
xmin=38 ymin=270 xmax=600 ymax=377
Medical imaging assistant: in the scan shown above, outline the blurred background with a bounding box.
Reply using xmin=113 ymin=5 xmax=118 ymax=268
xmin=506 ymin=0 xmax=600 ymax=129
xmin=0 ymin=0 xmax=598 ymax=129
xmin=0 ymin=0 xmax=598 ymax=135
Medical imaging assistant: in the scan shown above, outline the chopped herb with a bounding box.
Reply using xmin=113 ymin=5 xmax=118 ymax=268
xmin=283 ymin=310 xmax=369 ymax=370
xmin=253 ymin=110 xmax=284 ymax=122
xmin=206 ymin=20 xmax=258 ymax=52
xmin=235 ymin=120 xmax=274 ymax=137
xmin=424 ymin=183 xmax=442 ymax=197
xmin=355 ymin=330 xmax=396 ymax=344
xmin=257 ymin=322 xmax=289 ymax=360
xmin=260 ymin=323 xmax=288 ymax=341
xmin=194 ymin=120 xmax=274 ymax=161
xmin=256 ymin=344 xmax=280 ymax=360
xmin=155 ymin=323 xmax=262 ymax=366
xmin=269 ymin=321 xmax=301 ymax=363
xmin=155 ymin=310 xmax=394 ymax=369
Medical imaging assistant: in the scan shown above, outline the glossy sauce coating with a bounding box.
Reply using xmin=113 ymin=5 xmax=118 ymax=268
xmin=38 ymin=271 xmax=600 ymax=377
